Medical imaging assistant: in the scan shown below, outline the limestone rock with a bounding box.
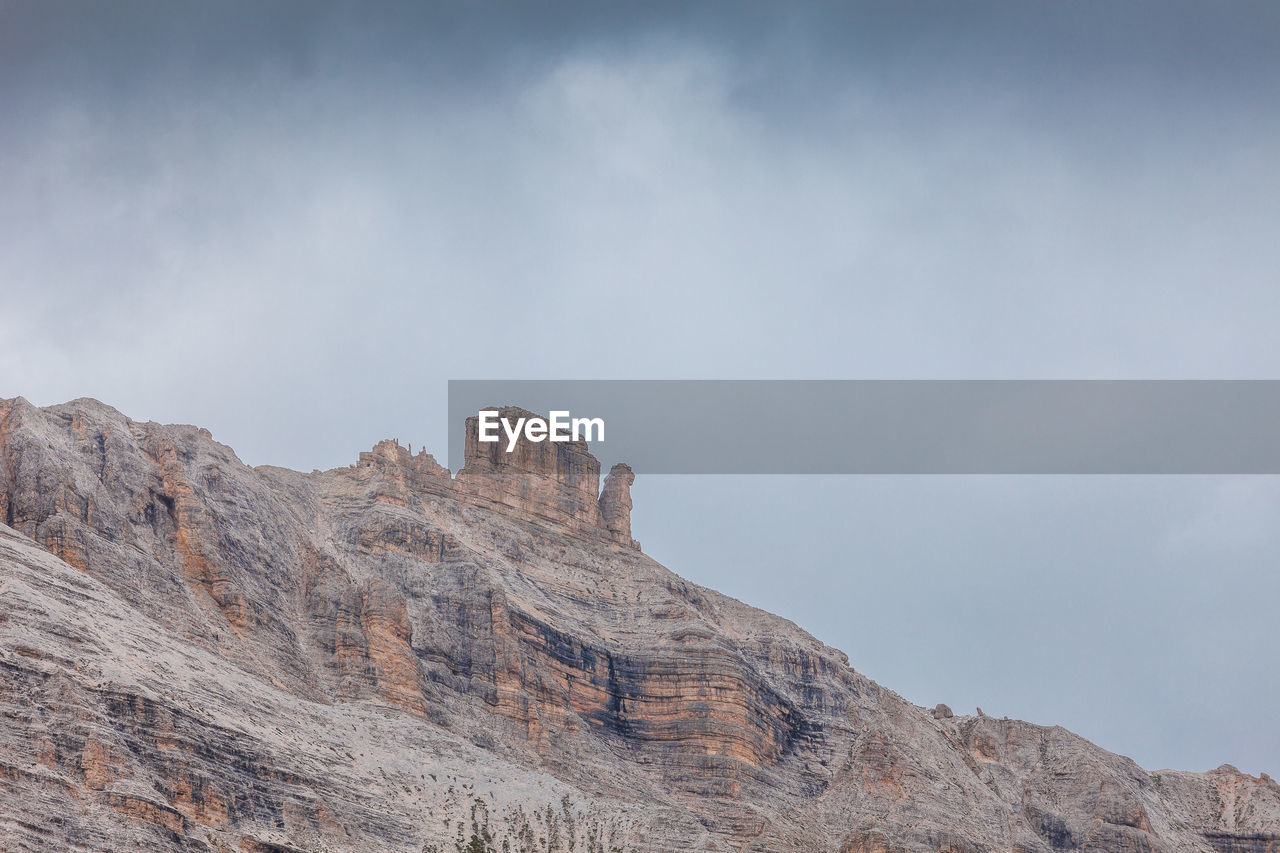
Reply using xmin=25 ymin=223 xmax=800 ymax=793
xmin=454 ymin=406 xmax=604 ymax=536
xmin=931 ymin=703 xmax=953 ymax=719
xmin=2 ymin=395 xmax=1278 ymax=853
xmin=600 ymin=462 xmax=638 ymax=549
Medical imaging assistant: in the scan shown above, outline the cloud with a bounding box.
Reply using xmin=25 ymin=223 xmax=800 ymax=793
xmin=1167 ymin=477 xmax=1280 ymax=555
xmin=2 ymin=0 xmax=1279 ymax=774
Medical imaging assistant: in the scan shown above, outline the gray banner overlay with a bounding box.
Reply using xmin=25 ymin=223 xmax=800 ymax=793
xmin=447 ymin=381 xmax=1280 ymax=474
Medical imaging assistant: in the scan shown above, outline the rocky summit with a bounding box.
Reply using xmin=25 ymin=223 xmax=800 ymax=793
xmin=1 ymin=396 xmax=1277 ymax=853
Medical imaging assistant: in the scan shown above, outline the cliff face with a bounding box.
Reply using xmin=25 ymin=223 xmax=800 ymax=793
xmin=1 ymin=395 xmax=1277 ymax=853
xmin=599 ymin=463 xmax=638 ymax=549
xmin=454 ymin=406 xmax=607 ymax=539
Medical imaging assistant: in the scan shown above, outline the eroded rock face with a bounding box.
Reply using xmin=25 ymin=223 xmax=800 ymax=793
xmin=454 ymin=406 xmax=634 ymax=544
xmin=1 ymin=395 xmax=1278 ymax=853
xmin=600 ymin=463 xmax=638 ymax=549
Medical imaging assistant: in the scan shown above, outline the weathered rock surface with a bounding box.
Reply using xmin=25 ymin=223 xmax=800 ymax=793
xmin=454 ymin=406 xmax=606 ymax=539
xmin=599 ymin=463 xmax=638 ymax=549
xmin=0 ymin=395 xmax=1277 ymax=852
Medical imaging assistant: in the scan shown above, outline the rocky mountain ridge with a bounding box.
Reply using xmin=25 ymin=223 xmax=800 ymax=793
xmin=1 ymin=395 xmax=1277 ymax=852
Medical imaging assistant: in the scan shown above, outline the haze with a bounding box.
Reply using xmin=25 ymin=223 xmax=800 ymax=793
xmin=2 ymin=2 xmax=1278 ymax=775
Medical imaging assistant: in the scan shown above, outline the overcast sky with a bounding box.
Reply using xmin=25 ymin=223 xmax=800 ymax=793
xmin=2 ymin=1 xmax=1279 ymax=775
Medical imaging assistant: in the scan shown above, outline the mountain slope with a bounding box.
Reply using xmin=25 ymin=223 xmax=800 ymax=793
xmin=1 ymin=396 xmax=1277 ymax=852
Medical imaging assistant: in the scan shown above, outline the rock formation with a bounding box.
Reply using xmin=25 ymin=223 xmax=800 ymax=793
xmin=1 ymin=395 xmax=1277 ymax=852
xmin=599 ymin=463 xmax=638 ymax=549
xmin=454 ymin=406 xmax=610 ymax=539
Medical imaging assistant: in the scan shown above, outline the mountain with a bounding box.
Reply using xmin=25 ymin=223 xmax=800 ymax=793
xmin=1 ymin=396 xmax=1277 ymax=853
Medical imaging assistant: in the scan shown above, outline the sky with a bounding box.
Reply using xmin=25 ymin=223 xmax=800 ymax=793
xmin=2 ymin=1 xmax=1279 ymax=775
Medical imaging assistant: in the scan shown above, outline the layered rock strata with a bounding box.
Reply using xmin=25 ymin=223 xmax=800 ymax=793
xmin=0 ymin=395 xmax=1277 ymax=852
xmin=599 ymin=463 xmax=639 ymax=549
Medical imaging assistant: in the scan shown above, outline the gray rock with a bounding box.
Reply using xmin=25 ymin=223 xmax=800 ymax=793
xmin=1 ymin=395 xmax=1277 ymax=852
